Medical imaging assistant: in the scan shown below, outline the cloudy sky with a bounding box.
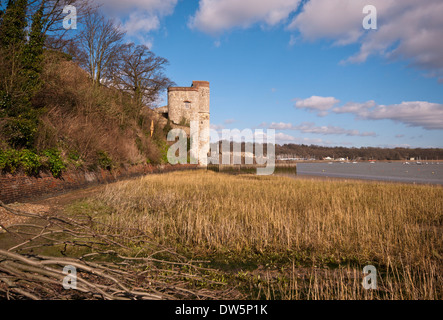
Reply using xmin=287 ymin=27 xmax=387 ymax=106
xmin=93 ymin=0 xmax=443 ymax=148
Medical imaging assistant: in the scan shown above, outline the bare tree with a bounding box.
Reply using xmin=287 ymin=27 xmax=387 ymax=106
xmin=1 ymin=0 xmax=94 ymax=37
xmin=112 ymin=43 xmax=173 ymax=108
xmin=77 ymin=12 xmax=125 ymax=85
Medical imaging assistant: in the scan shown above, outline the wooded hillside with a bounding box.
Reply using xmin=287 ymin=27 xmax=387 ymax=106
xmin=0 ymin=0 xmax=173 ymax=177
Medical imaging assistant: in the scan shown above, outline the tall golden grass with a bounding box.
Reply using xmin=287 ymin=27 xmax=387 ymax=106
xmin=78 ymin=171 xmax=443 ymax=299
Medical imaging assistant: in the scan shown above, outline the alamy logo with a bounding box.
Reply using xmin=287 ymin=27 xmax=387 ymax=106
xmin=362 ymin=5 xmax=377 ymax=30
xmin=167 ymin=121 xmax=276 ymax=175
xmin=63 ymin=265 xmax=77 ymax=290
xmin=362 ymin=265 xmax=377 ymax=290
xmin=63 ymin=5 xmax=77 ymax=30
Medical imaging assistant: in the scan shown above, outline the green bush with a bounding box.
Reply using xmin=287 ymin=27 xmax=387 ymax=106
xmin=155 ymin=140 xmax=169 ymax=164
xmin=67 ymin=150 xmax=83 ymax=169
xmin=19 ymin=149 xmax=42 ymax=175
xmin=97 ymin=151 xmax=113 ymax=170
xmin=42 ymin=148 xmax=66 ymax=178
xmin=0 ymin=148 xmax=21 ymax=173
xmin=0 ymin=148 xmax=66 ymax=177
xmin=163 ymin=120 xmax=172 ymax=136
xmin=68 ymin=150 xmax=80 ymax=161
xmin=3 ymin=117 xmax=38 ymax=149
xmin=0 ymin=91 xmax=12 ymax=111
xmin=0 ymin=148 xmax=41 ymax=175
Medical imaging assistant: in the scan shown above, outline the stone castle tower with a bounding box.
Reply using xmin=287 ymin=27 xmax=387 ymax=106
xmin=161 ymin=81 xmax=210 ymax=166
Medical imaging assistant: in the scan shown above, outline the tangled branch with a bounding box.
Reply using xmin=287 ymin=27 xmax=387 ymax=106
xmin=0 ymin=200 xmax=238 ymax=300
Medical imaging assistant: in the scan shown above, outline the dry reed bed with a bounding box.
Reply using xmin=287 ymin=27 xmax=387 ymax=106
xmin=81 ymin=171 xmax=443 ymax=299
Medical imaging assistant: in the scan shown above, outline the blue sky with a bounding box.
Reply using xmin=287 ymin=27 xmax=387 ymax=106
xmin=95 ymin=0 xmax=443 ymax=148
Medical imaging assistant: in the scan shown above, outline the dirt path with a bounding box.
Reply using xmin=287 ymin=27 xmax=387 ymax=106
xmin=0 ymin=184 xmax=106 ymax=230
xmin=0 ymin=183 xmax=111 ymax=252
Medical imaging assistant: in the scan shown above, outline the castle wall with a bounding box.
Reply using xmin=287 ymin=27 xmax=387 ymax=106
xmin=197 ymin=116 xmax=210 ymax=167
xmin=197 ymin=88 xmax=210 ymax=114
xmin=168 ymin=88 xmax=199 ymax=125
xmin=167 ymin=81 xmax=210 ymax=166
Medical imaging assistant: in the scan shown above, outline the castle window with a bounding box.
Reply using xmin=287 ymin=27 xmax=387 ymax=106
xmin=184 ymin=101 xmax=191 ymax=109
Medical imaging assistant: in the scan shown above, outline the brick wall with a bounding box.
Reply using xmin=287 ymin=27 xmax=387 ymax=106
xmin=0 ymin=164 xmax=197 ymax=204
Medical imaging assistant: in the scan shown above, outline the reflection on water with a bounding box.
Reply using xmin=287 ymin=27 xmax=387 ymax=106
xmin=296 ymin=162 xmax=443 ymax=185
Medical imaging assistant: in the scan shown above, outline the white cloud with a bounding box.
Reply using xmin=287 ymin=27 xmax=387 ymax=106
xmin=334 ymin=101 xmax=443 ymax=130
xmin=189 ymin=0 xmax=301 ymax=34
xmin=211 ymin=127 xmax=340 ymax=146
xmin=294 ymin=96 xmax=340 ymax=116
xmin=187 ymin=1 xmax=443 ymax=80
xmin=268 ymin=122 xmax=376 ymax=137
xmin=287 ymin=0 xmax=373 ymax=44
xmin=124 ymin=12 xmax=160 ymax=35
xmin=332 ymin=101 xmax=377 ymax=114
xmin=210 ymin=124 xmax=225 ymax=131
xmin=294 ymin=95 xmax=443 ymax=130
xmin=288 ymin=0 xmax=443 ymax=80
xmin=295 ymin=123 xmax=376 ymax=137
xmin=268 ymin=122 xmax=294 ymax=130
xmin=93 ymin=0 xmax=178 ymax=37
xmin=272 ymin=132 xmax=332 ymax=145
xmin=257 ymin=122 xmax=268 ymax=128
xmin=297 ymin=137 xmax=333 ymax=146
xmin=224 ymin=119 xmax=236 ymax=124
xmin=275 ymin=132 xmax=297 ymax=142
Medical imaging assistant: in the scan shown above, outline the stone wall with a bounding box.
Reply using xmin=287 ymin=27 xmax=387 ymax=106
xmin=0 ymin=164 xmax=197 ymax=204
xmin=168 ymin=87 xmax=199 ymax=125
xmin=167 ymin=81 xmax=210 ymax=167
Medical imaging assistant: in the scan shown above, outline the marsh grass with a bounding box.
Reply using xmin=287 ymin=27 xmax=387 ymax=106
xmin=71 ymin=171 xmax=443 ymax=299
xmin=207 ymin=163 xmax=297 ymax=175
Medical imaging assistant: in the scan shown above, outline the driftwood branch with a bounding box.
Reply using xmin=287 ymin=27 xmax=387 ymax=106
xmin=0 ymin=200 xmax=238 ymax=300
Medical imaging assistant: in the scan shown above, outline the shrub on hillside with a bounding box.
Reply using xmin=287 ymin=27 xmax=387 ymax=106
xmin=0 ymin=148 xmax=41 ymax=175
xmin=0 ymin=147 xmax=66 ymax=177
xmin=42 ymin=148 xmax=66 ymax=178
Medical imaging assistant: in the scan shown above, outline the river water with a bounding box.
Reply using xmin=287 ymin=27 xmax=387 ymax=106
xmin=296 ymin=162 xmax=443 ymax=185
